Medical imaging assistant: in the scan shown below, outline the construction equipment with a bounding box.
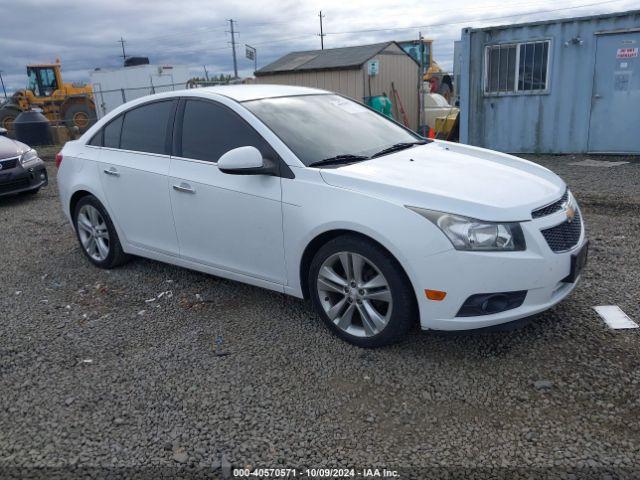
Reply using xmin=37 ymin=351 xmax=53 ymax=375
xmin=397 ymin=39 xmax=444 ymax=80
xmin=0 ymin=59 xmax=96 ymax=134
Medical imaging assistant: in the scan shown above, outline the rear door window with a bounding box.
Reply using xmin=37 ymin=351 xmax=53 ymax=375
xmin=87 ymin=130 xmax=103 ymax=147
xmin=120 ymin=101 xmax=174 ymax=155
xmin=179 ymin=99 xmax=273 ymax=162
xmin=103 ymin=116 xmax=123 ymax=149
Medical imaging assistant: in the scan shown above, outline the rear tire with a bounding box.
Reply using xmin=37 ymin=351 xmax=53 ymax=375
xmin=73 ymin=195 xmax=129 ymax=269
xmin=308 ymin=234 xmax=416 ymax=347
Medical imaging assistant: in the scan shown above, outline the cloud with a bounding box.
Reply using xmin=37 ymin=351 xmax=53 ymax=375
xmin=1 ymin=0 xmax=637 ymax=94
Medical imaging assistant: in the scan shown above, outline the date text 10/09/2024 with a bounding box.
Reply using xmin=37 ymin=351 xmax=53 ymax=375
xmin=233 ymin=468 xmax=400 ymax=477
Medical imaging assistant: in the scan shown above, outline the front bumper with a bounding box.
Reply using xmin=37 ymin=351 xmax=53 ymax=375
xmin=0 ymin=162 xmax=48 ymax=197
xmin=413 ymin=207 xmax=587 ymax=331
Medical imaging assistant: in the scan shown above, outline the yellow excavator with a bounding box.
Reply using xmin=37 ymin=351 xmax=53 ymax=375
xmin=0 ymin=59 xmax=96 ymax=134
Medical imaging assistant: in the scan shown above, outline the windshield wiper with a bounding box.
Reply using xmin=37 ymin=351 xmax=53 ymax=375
xmin=308 ymin=154 xmax=370 ymax=168
xmin=370 ymin=141 xmax=428 ymax=158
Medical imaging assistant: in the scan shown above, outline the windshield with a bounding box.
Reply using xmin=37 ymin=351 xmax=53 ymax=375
xmin=243 ymin=94 xmax=422 ymax=166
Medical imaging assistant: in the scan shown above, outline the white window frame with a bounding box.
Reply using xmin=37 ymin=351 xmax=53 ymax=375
xmin=483 ymin=39 xmax=552 ymax=96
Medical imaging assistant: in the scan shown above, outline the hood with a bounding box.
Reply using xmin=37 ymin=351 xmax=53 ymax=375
xmin=319 ymin=141 xmax=565 ymax=222
xmin=0 ymin=136 xmax=30 ymax=160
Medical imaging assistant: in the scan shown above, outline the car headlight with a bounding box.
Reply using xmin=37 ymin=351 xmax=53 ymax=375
xmin=19 ymin=149 xmax=39 ymax=166
xmin=407 ymin=206 xmax=526 ymax=251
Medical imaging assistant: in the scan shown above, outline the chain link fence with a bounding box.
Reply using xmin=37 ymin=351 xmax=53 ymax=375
xmin=0 ymin=80 xmax=238 ymax=146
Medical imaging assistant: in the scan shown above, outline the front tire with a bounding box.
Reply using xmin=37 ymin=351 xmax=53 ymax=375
xmin=74 ymin=195 xmax=129 ymax=269
xmin=63 ymin=102 xmax=96 ymax=133
xmin=308 ymin=235 xmax=416 ymax=347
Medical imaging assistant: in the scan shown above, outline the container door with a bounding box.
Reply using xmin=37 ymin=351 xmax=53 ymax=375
xmin=588 ymin=31 xmax=640 ymax=153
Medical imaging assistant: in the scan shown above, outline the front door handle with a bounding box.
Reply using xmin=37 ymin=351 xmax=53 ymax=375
xmin=103 ymin=167 xmax=120 ymax=177
xmin=173 ymin=183 xmax=196 ymax=194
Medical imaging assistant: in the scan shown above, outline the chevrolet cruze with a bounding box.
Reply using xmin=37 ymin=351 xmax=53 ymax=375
xmin=57 ymin=85 xmax=588 ymax=347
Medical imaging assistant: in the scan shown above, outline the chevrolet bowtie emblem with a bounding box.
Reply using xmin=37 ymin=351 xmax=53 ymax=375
xmin=566 ymin=206 xmax=576 ymax=223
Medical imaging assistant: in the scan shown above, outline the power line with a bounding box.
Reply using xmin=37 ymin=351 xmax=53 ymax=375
xmin=9 ymin=0 xmax=625 ymax=80
xmin=324 ymin=0 xmax=628 ymax=35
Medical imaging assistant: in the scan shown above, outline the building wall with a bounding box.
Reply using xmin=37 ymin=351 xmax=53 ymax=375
xmin=255 ymin=68 xmax=364 ymax=103
xmin=458 ymin=11 xmax=640 ymax=153
xmin=255 ymin=44 xmax=420 ymax=130
xmin=366 ymin=43 xmax=420 ymax=130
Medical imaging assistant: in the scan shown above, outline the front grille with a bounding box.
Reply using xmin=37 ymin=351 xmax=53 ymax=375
xmin=532 ymin=190 xmax=568 ymax=218
xmin=541 ymin=210 xmax=582 ymax=252
xmin=0 ymin=157 xmax=18 ymax=170
xmin=0 ymin=178 xmax=30 ymax=194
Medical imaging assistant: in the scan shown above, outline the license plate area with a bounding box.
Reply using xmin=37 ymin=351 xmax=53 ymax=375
xmin=562 ymin=240 xmax=589 ymax=283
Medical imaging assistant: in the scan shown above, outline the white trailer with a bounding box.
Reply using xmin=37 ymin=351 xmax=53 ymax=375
xmin=90 ymin=64 xmax=190 ymax=119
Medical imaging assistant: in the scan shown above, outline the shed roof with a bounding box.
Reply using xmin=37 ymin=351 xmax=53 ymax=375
xmin=255 ymin=41 xmax=410 ymax=76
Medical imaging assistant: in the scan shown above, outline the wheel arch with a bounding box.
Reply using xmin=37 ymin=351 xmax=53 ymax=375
xmin=299 ymin=228 xmax=417 ymax=313
xmin=69 ymin=189 xmax=94 ymax=221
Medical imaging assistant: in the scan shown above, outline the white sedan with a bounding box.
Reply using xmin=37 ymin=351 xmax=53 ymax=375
xmin=57 ymin=85 xmax=588 ymax=347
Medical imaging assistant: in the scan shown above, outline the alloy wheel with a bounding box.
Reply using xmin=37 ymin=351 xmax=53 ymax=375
xmin=77 ymin=204 xmax=110 ymax=262
xmin=316 ymin=251 xmax=393 ymax=337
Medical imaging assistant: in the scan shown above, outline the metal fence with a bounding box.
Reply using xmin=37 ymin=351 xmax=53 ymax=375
xmin=92 ymin=79 xmax=230 ymax=119
xmin=0 ymin=80 xmax=236 ymax=146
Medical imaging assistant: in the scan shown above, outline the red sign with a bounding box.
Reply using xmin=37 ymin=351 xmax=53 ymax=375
xmin=617 ymin=48 xmax=638 ymax=59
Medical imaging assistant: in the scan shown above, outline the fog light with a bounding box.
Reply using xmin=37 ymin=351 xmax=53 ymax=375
xmin=457 ymin=291 xmax=527 ymax=317
xmin=40 ymin=172 xmax=46 ymax=180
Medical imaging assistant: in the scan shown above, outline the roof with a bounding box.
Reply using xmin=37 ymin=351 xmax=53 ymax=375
xmin=255 ymin=42 xmax=410 ymax=76
xmin=105 ymin=85 xmax=330 ymax=110
xmin=195 ymin=84 xmax=329 ymax=102
xmin=465 ymin=8 xmax=640 ymax=33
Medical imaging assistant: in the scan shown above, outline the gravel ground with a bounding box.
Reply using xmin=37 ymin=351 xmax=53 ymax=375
xmin=1 ymin=153 xmax=639 ymax=479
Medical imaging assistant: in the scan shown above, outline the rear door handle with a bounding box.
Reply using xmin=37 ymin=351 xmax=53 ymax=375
xmin=103 ymin=167 xmax=120 ymax=177
xmin=173 ymin=183 xmax=196 ymax=194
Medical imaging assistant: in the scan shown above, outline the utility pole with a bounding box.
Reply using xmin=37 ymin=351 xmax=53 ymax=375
xmin=228 ymin=19 xmax=239 ymax=79
xmin=0 ymin=71 xmax=7 ymax=99
xmin=118 ymin=37 xmax=128 ymax=63
xmin=318 ymin=11 xmax=326 ymax=50
xmin=203 ymin=65 xmax=210 ymax=81
xmin=418 ymin=32 xmax=426 ymax=137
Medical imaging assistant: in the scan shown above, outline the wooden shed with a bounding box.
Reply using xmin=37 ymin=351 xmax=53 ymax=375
xmin=254 ymin=42 xmax=420 ymax=130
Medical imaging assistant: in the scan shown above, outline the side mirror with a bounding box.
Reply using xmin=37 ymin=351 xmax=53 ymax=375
xmin=217 ymin=146 xmax=276 ymax=176
xmin=0 ymin=127 xmax=7 ymax=137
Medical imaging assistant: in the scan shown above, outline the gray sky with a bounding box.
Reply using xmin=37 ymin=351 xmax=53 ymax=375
xmin=1 ymin=0 xmax=637 ymax=94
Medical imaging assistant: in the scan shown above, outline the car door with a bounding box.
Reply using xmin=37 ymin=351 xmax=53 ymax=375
xmin=98 ymin=99 xmax=180 ymax=256
xmin=169 ymin=98 xmax=286 ymax=284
